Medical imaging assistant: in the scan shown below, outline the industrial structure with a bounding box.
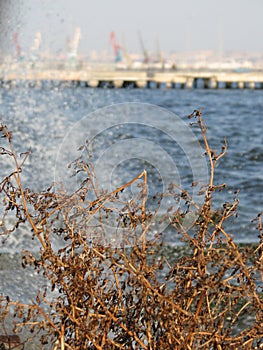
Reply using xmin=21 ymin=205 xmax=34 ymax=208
xmin=0 ymin=27 xmax=262 ymax=89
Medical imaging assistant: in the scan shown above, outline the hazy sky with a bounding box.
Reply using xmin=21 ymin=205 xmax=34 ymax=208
xmin=1 ymin=0 xmax=263 ymax=55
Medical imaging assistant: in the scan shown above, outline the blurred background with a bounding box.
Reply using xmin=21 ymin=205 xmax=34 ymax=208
xmin=0 ymin=0 xmax=262 ymax=68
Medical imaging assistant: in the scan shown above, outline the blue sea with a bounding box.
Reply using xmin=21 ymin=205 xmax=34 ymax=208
xmin=0 ymin=85 xmax=262 ymax=303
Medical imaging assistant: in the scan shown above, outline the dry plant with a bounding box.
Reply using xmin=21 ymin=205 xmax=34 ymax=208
xmin=0 ymin=111 xmax=262 ymax=349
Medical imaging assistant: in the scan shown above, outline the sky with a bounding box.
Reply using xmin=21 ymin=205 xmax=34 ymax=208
xmin=0 ymin=0 xmax=263 ymax=56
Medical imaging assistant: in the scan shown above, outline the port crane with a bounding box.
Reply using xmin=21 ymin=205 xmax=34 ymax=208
xmin=13 ymin=32 xmax=21 ymax=59
xmin=121 ymin=33 xmax=132 ymax=67
xmin=138 ymin=31 xmax=150 ymax=64
xmin=13 ymin=31 xmax=41 ymax=61
xmin=30 ymin=32 xmax=42 ymax=61
xmin=30 ymin=32 xmax=42 ymax=52
xmin=109 ymin=31 xmax=122 ymax=62
xmin=67 ymin=27 xmax=81 ymax=63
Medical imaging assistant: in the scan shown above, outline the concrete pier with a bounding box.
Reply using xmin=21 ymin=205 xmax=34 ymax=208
xmin=1 ymin=65 xmax=263 ymax=89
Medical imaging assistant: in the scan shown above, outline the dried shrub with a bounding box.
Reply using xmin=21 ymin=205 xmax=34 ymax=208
xmin=0 ymin=112 xmax=262 ymax=349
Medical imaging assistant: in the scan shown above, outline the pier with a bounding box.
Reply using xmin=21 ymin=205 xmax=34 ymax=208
xmin=1 ymin=65 xmax=263 ymax=89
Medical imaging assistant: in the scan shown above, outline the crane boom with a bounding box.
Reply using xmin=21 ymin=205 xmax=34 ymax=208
xmin=138 ymin=31 xmax=150 ymax=64
xmin=110 ymin=31 xmax=122 ymax=62
xmin=72 ymin=27 xmax=81 ymax=56
xmin=31 ymin=32 xmax=42 ymax=52
xmin=13 ymin=32 xmax=21 ymax=58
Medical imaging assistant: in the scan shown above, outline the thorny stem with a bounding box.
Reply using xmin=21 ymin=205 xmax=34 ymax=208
xmin=3 ymin=127 xmax=47 ymax=249
xmin=38 ymin=169 xmax=147 ymax=229
xmin=1 ymin=115 xmax=263 ymax=348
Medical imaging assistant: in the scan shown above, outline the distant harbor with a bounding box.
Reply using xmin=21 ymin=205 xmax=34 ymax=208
xmin=1 ymin=61 xmax=263 ymax=89
xmin=0 ymin=26 xmax=262 ymax=91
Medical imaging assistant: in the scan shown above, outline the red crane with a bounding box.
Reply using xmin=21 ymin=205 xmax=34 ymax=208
xmin=109 ymin=31 xmax=122 ymax=62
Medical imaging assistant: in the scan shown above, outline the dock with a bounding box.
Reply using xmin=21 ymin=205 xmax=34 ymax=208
xmin=1 ymin=64 xmax=263 ymax=89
